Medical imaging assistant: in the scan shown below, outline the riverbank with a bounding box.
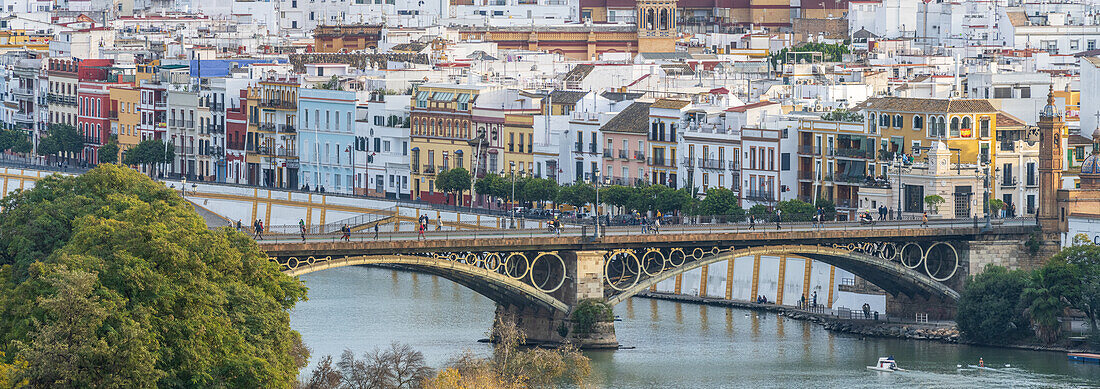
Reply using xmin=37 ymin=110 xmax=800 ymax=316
xmin=634 ymin=291 xmax=1095 ymax=354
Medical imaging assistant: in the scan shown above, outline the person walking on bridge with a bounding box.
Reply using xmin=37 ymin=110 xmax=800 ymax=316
xmin=748 ymin=214 xmax=756 ymax=230
xmin=341 ymin=224 xmax=351 ymax=242
xmin=775 ymin=209 xmax=782 ymax=230
xmin=299 ymin=219 xmax=307 ymax=241
xmin=253 ymin=219 xmax=264 ymax=240
xmin=374 ymin=223 xmax=379 ymax=240
xmin=436 ymin=215 xmax=442 ymax=231
xmin=921 ymin=212 xmax=929 ymax=227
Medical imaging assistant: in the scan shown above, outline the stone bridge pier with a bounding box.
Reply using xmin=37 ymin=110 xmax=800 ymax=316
xmin=497 ymin=250 xmax=619 ymax=349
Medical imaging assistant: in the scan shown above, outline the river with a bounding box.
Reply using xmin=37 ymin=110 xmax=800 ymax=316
xmin=290 ymin=266 xmax=1100 ymax=388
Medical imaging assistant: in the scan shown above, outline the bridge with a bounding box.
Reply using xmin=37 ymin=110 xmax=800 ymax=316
xmin=259 ymin=219 xmax=1043 ymax=347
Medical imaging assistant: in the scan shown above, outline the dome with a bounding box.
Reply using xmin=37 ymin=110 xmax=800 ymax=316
xmin=1082 ymin=154 xmax=1100 ymax=175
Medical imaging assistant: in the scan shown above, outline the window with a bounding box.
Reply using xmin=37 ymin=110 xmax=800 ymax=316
xmin=979 ymin=118 xmax=990 ymax=138
xmin=904 ymin=184 xmax=924 ymax=213
xmin=1090 ymin=40 xmax=1097 ymax=51
xmin=893 ymin=114 xmax=902 ymax=128
xmin=1019 ymin=87 xmax=1031 ymax=99
xmin=913 ymin=115 xmax=923 ymax=130
xmin=879 ymin=114 xmax=889 ymax=127
xmin=868 ymin=113 xmax=876 ymax=131
xmin=950 ymin=117 xmax=960 ymax=137
xmin=993 ymin=87 xmax=1012 ymax=98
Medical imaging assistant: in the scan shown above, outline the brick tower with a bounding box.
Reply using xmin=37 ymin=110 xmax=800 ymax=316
xmin=1036 ymin=86 xmax=1064 ymax=233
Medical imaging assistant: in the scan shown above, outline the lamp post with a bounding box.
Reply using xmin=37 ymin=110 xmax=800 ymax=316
xmin=977 ymin=163 xmax=992 ymax=232
xmin=593 ymin=168 xmax=601 ymax=238
xmin=509 ymin=161 xmax=516 ymax=229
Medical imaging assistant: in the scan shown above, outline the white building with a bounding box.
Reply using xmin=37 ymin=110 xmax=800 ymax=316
xmin=359 ymin=92 xmax=412 ymax=199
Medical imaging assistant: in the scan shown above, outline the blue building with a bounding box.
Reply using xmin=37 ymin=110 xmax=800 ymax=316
xmin=298 ymin=88 xmax=360 ymax=194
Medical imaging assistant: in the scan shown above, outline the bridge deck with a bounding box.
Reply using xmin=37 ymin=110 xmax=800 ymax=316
xmin=259 ymin=219 xmax=1037 ymax=257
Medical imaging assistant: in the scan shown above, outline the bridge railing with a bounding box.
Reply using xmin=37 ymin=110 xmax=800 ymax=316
xmin=263 ymin=206 xmax=398 ymax=234
xmin=253 ymin=216 xmax=1038 ymax=244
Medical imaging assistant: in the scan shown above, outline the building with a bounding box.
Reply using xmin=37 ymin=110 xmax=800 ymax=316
xmin=648 ymin=98 xmax=689 ymax=188
xmin=47 ymin=58 xmax=79 ymax=129
xmin=359 ymin=91 xmax=412 ymax=199
xmin=312 ymin=24 xmax=384 ymax=53
xmin=109 ymin=86 xmax=141 ymax=158
xmin=409 ymin=83 xmax=488 ymax=202
xmin=226 ymin=89 xmax=249 ymax=184
xmin=167 ymin=88 xmax=200 ymax=179
xmin=246 ymin=73 xmax=300 ymax=189
xmin=859 ymin=140 xmax=988 ymax=219
xmin=601 ymin=101 xmax=650 ymax=187
xmin=298 ymin=88 xmax=358 ymax=194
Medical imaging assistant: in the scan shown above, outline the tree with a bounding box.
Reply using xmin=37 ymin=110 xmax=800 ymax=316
xmin=820 ymin=109 xmax=863 ymax=123
xmin=37 ymin=124 xmax=84 ymax=163
xmin=0 ymin=164 xmax=308 ymax=387
xmin=748 ymin=205 xmax=770 ymax=219
xmin=437 ymin=168 xmax=471 ymax=205
xmin=696 ymin=188 xmax=745 ymax=221
xmin=522 ymin=178 xmax=558 ymax=207
xmin=474 ymin=173 xmax=508 ymax=205
xmin=1023 ymin=261 xmax=1074 ymax=344
xmin=924 ymin=195 xmax=945 ymax=214
xmin=557 ymin=182 xmax=594 ymax=209
xmin=122 ymin=139 xmax=174 ymax=177
xmin=0 ymin=129 xmax=32 ymax=154
xmin=599 ymin=185 xmax=633 ymax=214
xmin=814 ymin=197 xmax=836 ymax=221
xmin=988 ymin=199 xmax=1006 ymax=217
xmin=1049 ymin=241 xmax=1100 ymax=343
xmin=777 ymin=199 xmax=815 ymax=222
xmin=98 ymin=141 xmax=120 ymax=164
xmin=955 ymin=265 xmax=1032 ymax=344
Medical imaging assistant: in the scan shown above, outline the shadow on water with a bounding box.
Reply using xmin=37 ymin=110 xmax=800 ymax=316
xmin=292 ymin=266 xmax=1100 ymax=388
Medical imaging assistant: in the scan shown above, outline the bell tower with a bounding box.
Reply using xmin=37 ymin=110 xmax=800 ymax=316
xmin=1036 ymin=86 xmax=1064 ymax=232
xmin=635 ymin=0 xmax=676 ymax=53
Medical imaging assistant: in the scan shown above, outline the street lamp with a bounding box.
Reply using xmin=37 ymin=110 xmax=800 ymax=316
xmin=976 ymin=163 xmax=993 ymax=232
xmin=593 ymin=168 xmax=601 ymax=238
xmin=509 ymin=161 xmax=516 ymax=229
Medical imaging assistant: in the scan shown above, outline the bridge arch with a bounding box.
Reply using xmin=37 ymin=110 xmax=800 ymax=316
xmin=605 ymin=245 xmax=960 ymax=306
xmin=276 ymin=255 xmax=570 ymax=314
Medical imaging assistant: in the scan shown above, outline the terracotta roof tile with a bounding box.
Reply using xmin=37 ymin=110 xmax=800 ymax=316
xmin=651 ymin=98 xmax=690 ymax=110
xmin=601 ymin=102 xmax=652 ymax=134
xmin=854 ymin=97 xmax=996 ymax=114
xmin=996 ymin=111 xmax=1025 ymax=128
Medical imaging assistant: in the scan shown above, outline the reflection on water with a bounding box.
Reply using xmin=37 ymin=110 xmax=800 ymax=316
xmin=291 ymin=266 xmax=1100 ymax=388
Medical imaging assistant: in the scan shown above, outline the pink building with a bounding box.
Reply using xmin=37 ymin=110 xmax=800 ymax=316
xmin=600 ymin=101 xmax=651 ymax=187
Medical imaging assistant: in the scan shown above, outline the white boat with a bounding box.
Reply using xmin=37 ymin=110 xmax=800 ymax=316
xmin=867 ymin=357 xmax=905 ymax=372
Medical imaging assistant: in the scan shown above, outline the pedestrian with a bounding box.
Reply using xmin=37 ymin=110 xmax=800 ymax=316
xmin=436 ymin=215 xmax=442 ymax=231
xmin=749 ymin=214 xmax=756 ymax=230
xmin=775 ymin=208 xmax=782 ymax=230
xmin=254 ymin=219 xmax=263 ymax=240
xmin=374 ymin=223 xmax=379 ymax=240
xmin=921 ymin=211 xmax=928 ymax=227
xmin=417 ymin=223 xmax=425 ymax=240
xmin=863 ymin=303 xmax=871 ymax=319
xmin=812 ymin=291 xmax=818 ymax=308
xmin=654 ymin=217 xmax=661 ymax=234
xmin=299 ymin=219 xmax=306 ymax=241
xmin=799 ymin=294 xmax=806 ymax=309
xmin=236 ymin=219 xmax=242 ymax=231
xmin=342 ymin=224 xmax=351 ymax=242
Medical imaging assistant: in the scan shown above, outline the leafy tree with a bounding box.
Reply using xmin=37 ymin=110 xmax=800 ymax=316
xmin=0 ymin=164 xmax=308 ymax=387
xmin=820 ymin=109 xmax=863 ymax=123
xmin=697 ymin=188 xmax=745 ymax=221
xmin=557 ymin=183 xmax=594 ymax=209
xmin=522 ymin=178 xmax=558 ymax=207
xmin=122 ymin=139 xmax=174 ymax=177
xmin=37 ymin=124 xmax=84 ymax=162
xmin=599 ymin=185 xmax=634 ymax=213
xmin=955 ymin=265 xmax=1032 ymax=344
xmin=924 ymin=195 xmax=945 ymax=214
xmin=988 ymin=199 xmax=1006 ymax=216
xmin=474 ymin=173 xmax=508 ymax=202
xmin=1049 ymin=242 xmax=1100 ymax=341
xmin=0 ymin=129 xmax=32 ymax=154
xmin=777 ymin=199 xmax=815 ymax=222
xmin=814 ymin=197 xmax=836 ymax=221
xmin=98 ymin=141 xmax=120 ymax=164
xmin=748 ymin=205 xmax=770 ymax=219
xmin=437 ymin=168 xmax=471 ymax=206
xmin=1023 ymin=261 xmax=1074 ymax=344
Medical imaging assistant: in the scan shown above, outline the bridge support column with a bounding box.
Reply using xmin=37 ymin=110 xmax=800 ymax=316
xmin=496 ymin=250 xmax=618 ymax=349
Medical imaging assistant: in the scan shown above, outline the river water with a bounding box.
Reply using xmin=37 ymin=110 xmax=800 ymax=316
xmin=291 ymin=266 xmax=1100 ymax=388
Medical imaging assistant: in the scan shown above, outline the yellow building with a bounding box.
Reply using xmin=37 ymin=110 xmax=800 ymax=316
xmin=502 ymin=114 xmax=535 ymax=175
xmin=409 ymin=83 xmax=486 ymax=203
xmin=856 ymin=97 xmax=999 ymax=167
xmin=110 ymin=86 xmax=142 ymax=157
xmin=0 ymin=29 xmax=50 ymax=50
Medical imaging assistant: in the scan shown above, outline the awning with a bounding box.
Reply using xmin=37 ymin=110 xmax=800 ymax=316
xmin=454 ymin=150 xmax=463 ymax=155
xmin=410 ymin=147 xmax=420 ymax=151
xmin=456 ymin=93 xmax=470 ymax=103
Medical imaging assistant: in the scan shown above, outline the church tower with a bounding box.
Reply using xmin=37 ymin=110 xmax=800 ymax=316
xmin=1036 ymin=86 xmax=1064 ymax=232
xmin=636 ymin=0 xmax=676 ymax=53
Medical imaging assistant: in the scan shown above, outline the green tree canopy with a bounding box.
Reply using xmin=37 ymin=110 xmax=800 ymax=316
xmin=0 ymin=164 xmax=308 ymax=387
xmin=98 ymin=141 xmax=120 ymax=164
xmin=814 ymin=197 xmax=836 ymax=221
xmin=437 ymin=168 xmax=471 ymax=205
xmin=522 ymin=178 xmax=558 ymax=205
xmin=696 ymin=188 xmax=744 ymax=220
xmin=777 ymin=199 xmax=815 ymax=222
xmin=0 ymin=129 xmax=32 ymax=154
xmin=37 ymin=124 xmax=84 ymax=160
xmin=955 ymin=265 xmax=1032 ymax=344
xmin=122 ymin=139 xmax=174 ymax=176
xmin=474 ymin=173 xmax=508 ymax=199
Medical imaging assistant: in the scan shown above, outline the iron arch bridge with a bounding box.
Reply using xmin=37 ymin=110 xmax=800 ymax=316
xmin=269 ymin=239 xmax=963 ymax=310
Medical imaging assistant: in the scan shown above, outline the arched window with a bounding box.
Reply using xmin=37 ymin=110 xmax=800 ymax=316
xmin=646 ymin=9 xmax=655 ymax=30
xmin=913 ymin=115 xmax=923 ymax=130
xmin=879 ymin=114 xmax=889 ymax=127
xmin=893 ymin=114 xmax=903 ymax=128
xmin=961 ymin=116 xmax=971 ymax=130
xmin=868 ymin=113 xmax=876 ymax=131
xmin=950 ymin=117 xmax=960 ymax=137
xmin=937 ymin=117 xmax=946 ymax=137
xmin=659 ymin=9 xmax=669 ymax=30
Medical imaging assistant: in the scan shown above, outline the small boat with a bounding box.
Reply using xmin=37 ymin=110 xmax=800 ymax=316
xmin=1068 ymin=353 xmax=1100 ymax=364
xmin=867 ymin=357 xmax=905 ymax=372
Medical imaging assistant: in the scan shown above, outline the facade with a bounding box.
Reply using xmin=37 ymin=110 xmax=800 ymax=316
xmin=167 ymin=88 xmax=200 ymax=179
xmin=359 ymin=92 xmax=412 ymax=199
xmin=648 ymin=98 xmax=688 ymax=188
xmin=410 ymin=83 xmax=487 ymax=202
xmin=226 ymin=89 xmax=249 ymax=184
xmin=298 ymin=88 xmax=358 ymax=195
xmin=312 ymin=24 xmax=384 ymax=53
xmin=601 ymin=101 xmax=650 ymax=187
xmin=246 ymin=73 xmax=300 ymax=189
xmin=110 ymin=86 xmax=141 ymax=157
xmin=47 ymin=58 xmax=79 ymax=129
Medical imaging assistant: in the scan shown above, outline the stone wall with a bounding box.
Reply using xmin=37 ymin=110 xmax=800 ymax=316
xmin=967 ymin=231 xmax=1058 ymax=276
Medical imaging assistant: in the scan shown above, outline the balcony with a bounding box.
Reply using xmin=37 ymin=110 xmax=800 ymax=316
xmin=278 ymin=124 xmax=296 ymax=133
xmin=618 ymin=150 xmax=629 ymax=159
xmin=832 ymin=174 xmax=868 ymax=185
xmin=835 ymin=148 xmax=875 ymax=159
xmin=253 ymin=146 xmax=298 ymax=158
xmin=603 ymin=150 xmax=614 ymax=159
xmin=175 ymin=146 xmax=196 ymax=155
xmin=837 ymin=199 xmax=854 ymax=208
xmin=1026 ymin=178 xmax=1038 ymax=187
xmin=258 ymin=123 xmax=277 ymax=132
xmin=729 ymin=160 xmax=740 ymax=170
xmin=12 ymin=112 xmax=34 ymax=123
xmin=999 ymin=142 xmax=1015 ymax=152
xmin=588 ymin=143 xmax=597 ymax=154
xmin=798 ymin=145 xmax=820 ymax=156
xmin=108 ymin=110 xmax=118 ymax=119
xmin=422 ymin=164 xmax=436 ymax=175
xmin=185 ymin=120 xmax=195 ymax=129
xmin=12 ymin=88 xmax=33 ymax=97
xmin=798 ymin=170 xmax=814 ymax=180
xmin=47 ymin=93 xmax=77 ymax=106
xmin=1001 ymin=177 xmax=1017 ymax=187
xmin=682 ymin=157 xmax=695 ymax=167
xmin=743 ymin=189 xmax=773 ymax=201
xmin=648 ymin=157 xmax=671 ymax=167
xmin=260 ymin=99 xmax=297 ymax=110
xmin=699 ymin=158 xmax=724 ymax=170
xmin=574 ymin=143 xmax=583 ymax=153
xmin=634 ymin=151 xmax=645 ymax=161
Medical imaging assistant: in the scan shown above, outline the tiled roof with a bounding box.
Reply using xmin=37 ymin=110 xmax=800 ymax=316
xmin=600 ymin=90 xmax=645 ymax=102
xmin=726 ymin=101 xmax=778 ymax=112
xmin=548 ymin=90 xmax=588 ymax=105
xmin=651 ymin=98 xmax=690 ymax=110
xmin=996 ymin=111 xmax=1026 ymax=128
xmin=854 ymin=97 xmax=996 ymax=114
xmin=601 ymin=102 xmax=652 ymax=134
xmin=562 ymin=64 xmax=594 ymax=82
xmin=661 ymin=63 xmax=695 ymax=76
xmin=1006 ymin=11 xmax=1028 ymax=27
